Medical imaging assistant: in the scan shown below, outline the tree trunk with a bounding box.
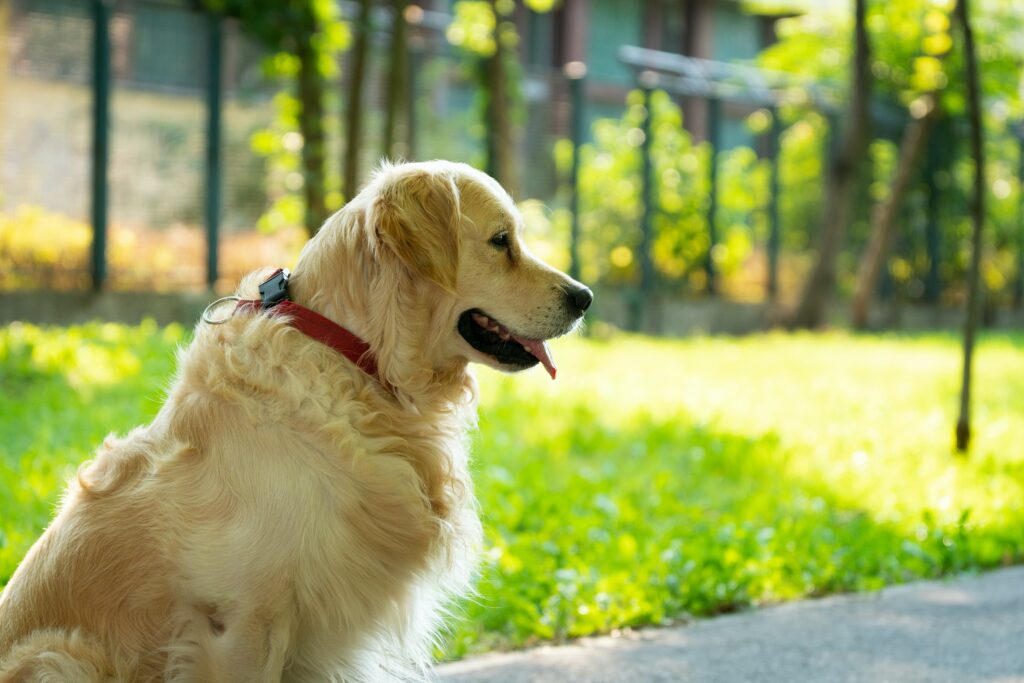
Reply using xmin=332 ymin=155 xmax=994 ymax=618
xmin=1016 ymin=131 xmax=1024 ymax=309
xmin=955 ymin=0 xmax=985 ymax=453
xmin=850 ymin=98 xmax=939 ymax=329
xmin=484 ymin=0 xmax=514 ymax=189
xmin=297 ymin=39 xmax=328 ymax=237
xmin=787 ymin=0 xmax=871 ymax=329
xmin=0 ymin=1 xmax=8 ymax=110
xmin=382 ymin=0 xmax=408 ymax=160
xmin=344 ymin=0 xmax=372 ymax=202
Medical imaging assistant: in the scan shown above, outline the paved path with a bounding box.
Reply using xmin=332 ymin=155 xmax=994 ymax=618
xmin=437 ymin=566 xmax=1024 ymax=683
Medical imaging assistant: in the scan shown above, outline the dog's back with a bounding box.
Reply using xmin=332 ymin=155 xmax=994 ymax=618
xmin=0 ymin=428 xmax=175 ymax=680
xmin=1 ymin=307 xmax=479 ymax=682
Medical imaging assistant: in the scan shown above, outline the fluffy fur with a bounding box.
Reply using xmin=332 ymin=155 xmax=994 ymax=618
xmin=0 ymin=161 xmax=588 ymax=682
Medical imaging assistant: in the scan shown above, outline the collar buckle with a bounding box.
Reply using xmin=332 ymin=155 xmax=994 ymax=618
xmin=259 ymin=268 xmax=291 ymax=309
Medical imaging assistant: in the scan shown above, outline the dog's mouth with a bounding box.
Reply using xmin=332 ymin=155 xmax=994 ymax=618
xmin=457 ymin=309 xmax=558 ymax=379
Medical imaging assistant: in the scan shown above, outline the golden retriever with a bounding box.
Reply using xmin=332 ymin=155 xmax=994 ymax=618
xmin=0 ymin=160 xmax=592 ymax=682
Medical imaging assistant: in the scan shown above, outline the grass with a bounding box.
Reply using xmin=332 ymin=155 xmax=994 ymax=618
xmin=2 ymin=322 xmax=1023 ymax=660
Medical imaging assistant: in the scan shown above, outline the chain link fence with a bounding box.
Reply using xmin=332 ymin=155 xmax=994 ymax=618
xmin=0 ymin=0 xmax=588 ymax=294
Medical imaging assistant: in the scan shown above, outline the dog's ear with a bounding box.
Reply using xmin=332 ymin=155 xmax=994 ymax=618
xmin=370 ymin=169 xmax=461 ymax=293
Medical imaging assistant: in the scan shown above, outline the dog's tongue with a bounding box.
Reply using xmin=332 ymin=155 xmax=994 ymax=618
xmin=512 ymin=335 xmax=557 ymax=380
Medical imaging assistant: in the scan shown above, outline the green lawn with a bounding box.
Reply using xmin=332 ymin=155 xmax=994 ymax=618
xmin=2 ymin=322 xmax=1023 ymax=659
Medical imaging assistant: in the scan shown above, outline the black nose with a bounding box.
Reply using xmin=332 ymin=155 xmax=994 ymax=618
xmin=567 ymin=285 xmax=593 ymax=314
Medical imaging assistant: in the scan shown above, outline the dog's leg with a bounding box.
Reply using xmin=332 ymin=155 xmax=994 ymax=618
xmin=166 ymin=604 xmax=294 ymax=683
xmin=0 ymin=629 xmax=126 ymax=683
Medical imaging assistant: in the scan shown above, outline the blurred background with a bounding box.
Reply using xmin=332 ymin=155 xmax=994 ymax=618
xmin=2 ymin=0 xmax=1024 ymax=663
xmin=3 ymin=0 xmax=1022 ymax=332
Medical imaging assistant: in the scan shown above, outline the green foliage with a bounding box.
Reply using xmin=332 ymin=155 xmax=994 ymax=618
xmin=446 ymin=0 xmax=557 ymax=57
xmin=446 ymin=0 xmax=535 ymax=184
xmin=447 ymin=1 xmax=499 ymax=57
xmin=0 ymin=206 xmax=91 ymax=289
xmin=758 ymin=0 xmax=1024 ymax=111
xmin=756 ymin=0 xmax=1024 ymax=302
xmin=566 ymin=91 xmax=777 ymax=293
xmin=202 ymin=0 xmax=348 ymax=60
xmin=219 ymin=0 xmax=556 ymax=231
xmin=776 ymin=112 xmax=828 ymax=252
xmin=0 ymin=205 xmax=304 ymax=292
xmin=3 ymin=324 xmax=1024 ymax=659
xmin=203 ymin=0 xmax=350 ymax=232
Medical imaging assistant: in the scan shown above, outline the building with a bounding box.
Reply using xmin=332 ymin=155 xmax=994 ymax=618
xmin=516 ymin=0 xmax=779 ymax=146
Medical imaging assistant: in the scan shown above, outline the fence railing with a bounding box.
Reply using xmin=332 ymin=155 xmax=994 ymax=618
xmin=3 ymin=0 xmax=1022 ymax=328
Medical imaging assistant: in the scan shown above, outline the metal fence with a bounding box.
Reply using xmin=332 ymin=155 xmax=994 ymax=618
xmin=0 ymin=0 xmax=585 ymax=294
xmin=3 ymin=0 xmax=1022 ymax=327
xmin=2 ymin=0 xmax=283 ymax=291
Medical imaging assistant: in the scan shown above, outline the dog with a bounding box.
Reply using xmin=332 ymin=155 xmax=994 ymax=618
xmin=0 ymin=160 xmax=592 ymax=682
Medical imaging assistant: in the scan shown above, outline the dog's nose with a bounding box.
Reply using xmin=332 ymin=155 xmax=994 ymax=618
xmin=567 ymin=285 xmax=593 ymax=314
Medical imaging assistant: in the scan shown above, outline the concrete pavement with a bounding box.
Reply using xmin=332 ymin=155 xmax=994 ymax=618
xmin=437 ymin=566 xmax=1024 ymax=683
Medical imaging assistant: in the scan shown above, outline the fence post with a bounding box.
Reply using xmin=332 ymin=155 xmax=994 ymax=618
xmin=205 ymin=11 xmax=223 ymax=291
xmin=565 ymin=61 xmax=586 ymax=284
xmin=767 ymin=107 xmax=781 ymax=300
xmin=706 ymin=96 xmax=720 ymax=295
xmin=924 ymin=121 xmax=942 ymax=304
xmin=407 ymin=43 xmax=419 ymax=160
xmin=633 ymin=81 xmax=656 ymax=332
xmin=90 ymin=0 xmax=111 ymax=292
xmin=1016 ymin=126 xmax=1024 ymax=309
xmin=404 ymin=5 xmax=426 ymax=160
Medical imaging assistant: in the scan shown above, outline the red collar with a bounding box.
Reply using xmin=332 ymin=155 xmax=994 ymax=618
xmin=232 ymin=269 xmax=379 ymax=380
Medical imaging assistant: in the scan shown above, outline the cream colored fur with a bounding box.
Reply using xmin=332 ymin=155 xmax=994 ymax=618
xmin=0 ymin=161 xmax=587 ymax=682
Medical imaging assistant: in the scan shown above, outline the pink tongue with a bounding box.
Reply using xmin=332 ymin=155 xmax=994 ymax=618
xmin=512 ymin=335 xmax=557 ymax=380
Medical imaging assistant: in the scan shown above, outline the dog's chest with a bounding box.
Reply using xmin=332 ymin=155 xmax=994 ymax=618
xmin=282 ymin=424 xmax=466 ymax=639
xmin=175 ymin=340 xmax=478 ymax=672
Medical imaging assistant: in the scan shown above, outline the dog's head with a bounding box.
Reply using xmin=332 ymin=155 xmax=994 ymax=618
xmin=293 ymin=161 xmax=592 ymax=396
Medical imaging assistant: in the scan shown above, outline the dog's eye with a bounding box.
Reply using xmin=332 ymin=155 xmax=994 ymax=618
xmin=489 ymin=232 xmax=510 ymax=249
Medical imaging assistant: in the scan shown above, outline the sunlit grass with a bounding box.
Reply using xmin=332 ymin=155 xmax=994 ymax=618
xmin=478 ymin=331 xmax=1024 ymax=530
xmin=1 ymin=323 xmax=1022 ymax=659
xmin=459 ymin=330 xmax=1024 ymax=654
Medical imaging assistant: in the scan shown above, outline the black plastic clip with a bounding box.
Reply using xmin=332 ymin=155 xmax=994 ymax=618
xmin=259 ymin=268 xmax=291 ymax=309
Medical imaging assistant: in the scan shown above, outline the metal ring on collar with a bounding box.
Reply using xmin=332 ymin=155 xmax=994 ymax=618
xmin=201 ymin=296 xmax=242 ymax=325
